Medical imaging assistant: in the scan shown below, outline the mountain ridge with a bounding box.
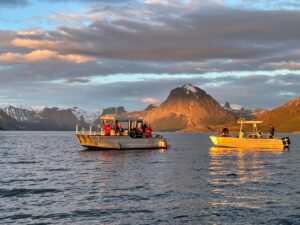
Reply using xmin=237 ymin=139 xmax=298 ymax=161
xmin=1 ymin=85 xmax=299 ymax=132
xmin=128 ymin=83 xmax=236 ymax=131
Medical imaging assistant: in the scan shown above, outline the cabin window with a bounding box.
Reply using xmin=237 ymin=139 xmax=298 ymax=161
xmin=117 ymin=121 xmax=128 ymax=130
xmin=137 ymin=121 xmax=143 ymax=129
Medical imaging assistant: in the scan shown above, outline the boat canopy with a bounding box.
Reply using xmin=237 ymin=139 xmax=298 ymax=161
xmin=100 ymin=114 xmax=143 ymax=122
xmin=238 ymin=120 xmax=263 ymax=124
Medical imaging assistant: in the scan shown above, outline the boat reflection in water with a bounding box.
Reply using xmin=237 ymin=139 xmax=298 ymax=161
xmin=209 ymin=146 xmax=288 ymax=156
xmin=208 ymin=146 xmax=287 ymax=210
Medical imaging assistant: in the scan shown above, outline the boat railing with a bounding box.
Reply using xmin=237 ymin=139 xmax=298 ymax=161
xmin=75 ymin=124 xmax=103 ymax=135
xmin=75 ymin=124 xmax=129 ymax=136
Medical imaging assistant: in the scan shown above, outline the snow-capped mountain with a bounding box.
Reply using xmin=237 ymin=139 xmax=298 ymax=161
xmin=182 ymin=83 xmax=198 ymax=95
xmin=222 ymin=101 xmax=255 ymax=120
xmin=71 ymin=107 xmax=102 ymax=124
xmin=0 ymin=105 xmax=35 ymax=122
xmin=0 ymin=105 xmax=103 ymax=130
xmin=128 ymin=83 xmax=235 ymax=131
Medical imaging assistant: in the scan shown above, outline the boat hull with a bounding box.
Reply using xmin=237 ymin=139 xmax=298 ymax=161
xmin=76 ymin=134 xmax=168 ymax=150
xmin=210 ymin=136 xmax=288 ymax=149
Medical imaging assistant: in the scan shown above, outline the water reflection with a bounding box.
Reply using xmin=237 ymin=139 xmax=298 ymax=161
xmin=209 ymin=146 xmax=287 ymax=156
xmin=208 ymin=146 xmax=286 ymax=210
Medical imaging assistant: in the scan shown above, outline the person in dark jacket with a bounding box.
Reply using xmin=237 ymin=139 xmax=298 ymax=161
xmin=269 ymin=124 xmax=275 ymax=138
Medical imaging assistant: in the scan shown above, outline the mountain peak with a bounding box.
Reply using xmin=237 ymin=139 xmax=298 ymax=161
xmin=182 ymin=83 xmax=198 ymax=95
xmin=224 ymin=102 xmax=231 ymax=109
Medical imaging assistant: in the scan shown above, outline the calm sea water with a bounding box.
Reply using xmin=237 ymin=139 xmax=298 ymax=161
xmin=0 ymin=131 xmax=299 ymax=225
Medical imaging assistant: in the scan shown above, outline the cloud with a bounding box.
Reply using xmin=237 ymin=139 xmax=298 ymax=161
xmin=0 ymin=0 xmax=133 ymax=7
xmin=9 ymin=3 xmax=299 ymax=65
xmin=141 ymin=97 xmax=160 ymax=104
xmin=11 ymin=38 xmax=61 ymax=49
xmin=3 ymin=1 xmax=300 ymax=72
xmin=65 ymin=77 xmax=91 ymax=83
xmin=0 ymin=50 xmax=92 ymax=64
xmin=262 ymin=61 xmax=300 ymax=70
xmin=226 ymin=0 xmax=300 ymax=10
xmin=1 ymin=0 xmax=300 ymax=111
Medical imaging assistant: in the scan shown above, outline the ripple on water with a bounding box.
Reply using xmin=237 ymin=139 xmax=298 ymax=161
xmin=0 ymin=188 xmax=61 ymax=198
xmin=0 ymin=131 xmax=299 ymax=224
xmin=7 ymin=161 xmax=41 ymax=164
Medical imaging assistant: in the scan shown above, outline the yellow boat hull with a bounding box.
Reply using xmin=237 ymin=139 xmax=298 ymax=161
xmin=210 ymin=136 xmax=287 ymax=149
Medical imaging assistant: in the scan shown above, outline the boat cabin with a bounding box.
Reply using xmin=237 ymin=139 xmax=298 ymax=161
xmin=238 ymin=120 xmax=263 ymax=138
xmin=100 ymin=114 xmax=145 ymax=137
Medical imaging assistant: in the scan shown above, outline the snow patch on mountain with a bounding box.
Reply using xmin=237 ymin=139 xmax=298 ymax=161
xmin=72 ymin=107 xmax=102 ymax=124
xmin=183 ymin=83 xmax=197 ymax=95
xmin=222 ymin=103 xmax=243 ymax=110
xmin=0 ymin=105 xmax=35 ymax=122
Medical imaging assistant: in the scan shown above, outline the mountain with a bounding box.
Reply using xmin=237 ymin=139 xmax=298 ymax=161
xmin=0 ymin=109 xmax=20 ymax=130
xmin=255 ymin=97 xmax=300 ymax=132
xmin=32 ymin=107 xmax=85 ymax=130
xmin=0 ymin=105 xmax=126 ymax=130
xmin=222 ymin=102 xmax=255 ymax=120
xmin=92 ymin=106 xmax=127 ymax=124
xmin=224 ymin=102 xmax=231 ymax=109
xmin=0 ymin=105 xmax=95 ymax=130
xmin=101 ymin=106 xmax=126 ymax=116
xmin=0 ymin=105 xmax=36 ymax=122
xmin=1 ymin=87 xmax=299 ymax=132
xmin=71 ymin=107 xmax=101 ymax=124
xmin=128 ymin=84 xmax=235 ymax=131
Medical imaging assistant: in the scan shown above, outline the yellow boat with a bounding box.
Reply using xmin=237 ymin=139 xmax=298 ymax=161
xmin=210 ymin=120 xmax=290 ymax=149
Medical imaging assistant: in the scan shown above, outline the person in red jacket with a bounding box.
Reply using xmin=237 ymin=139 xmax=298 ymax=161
xmin=145 ymin=124 xmax=152 ymax=138
xmin=103 ymin=122 xmax=111 ymax=136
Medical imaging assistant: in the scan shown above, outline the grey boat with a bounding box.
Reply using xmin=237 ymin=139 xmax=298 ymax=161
xmin=75 ymin=114 xmax=168 ymax=150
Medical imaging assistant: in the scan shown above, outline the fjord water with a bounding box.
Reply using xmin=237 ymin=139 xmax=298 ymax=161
xmin=0 ymin=132 xmax=299 ymax=225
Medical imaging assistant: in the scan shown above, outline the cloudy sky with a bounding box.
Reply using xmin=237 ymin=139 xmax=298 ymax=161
xmin=1 ymin=0 xmax=300 ymax=111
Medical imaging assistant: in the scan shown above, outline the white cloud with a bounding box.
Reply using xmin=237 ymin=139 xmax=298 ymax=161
xmin=262 ymin=61 xmax=300 ymax=70
xmin=141 ymin=97 xmax=160 ymax=104
xmin=0 ymin=50 xmax=93 ymax=64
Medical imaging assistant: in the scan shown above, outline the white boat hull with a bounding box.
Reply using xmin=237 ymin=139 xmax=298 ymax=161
xmin=76 ymin=134 xmax=168 ymax=150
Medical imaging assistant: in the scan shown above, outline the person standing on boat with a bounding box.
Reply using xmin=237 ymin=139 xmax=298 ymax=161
xmin=269 ymin=124 xmax=275 ymax=138
xmin=116 ymin=122 xmax=123 ymax=135
xmin=145 ymin=124 xmax=152 ymax=138
xmin=257 ymin=130 xmax=263 ymax=138
xmin=104 ymin=122 xmax=111 ymax=136
xmin=222 ymin=127 xmax=229 ymax=137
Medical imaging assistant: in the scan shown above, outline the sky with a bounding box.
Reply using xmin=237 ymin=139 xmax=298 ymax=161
xmin=0 ymin=0 xmax=300 ymax=111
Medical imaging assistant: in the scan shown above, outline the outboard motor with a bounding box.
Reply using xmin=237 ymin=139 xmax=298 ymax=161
xmin=282 ymin=137 xmax=291 ymax=147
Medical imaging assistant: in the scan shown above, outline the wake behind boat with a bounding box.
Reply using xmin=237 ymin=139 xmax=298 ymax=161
xmin=210 ymin=120 xmax=290 ymax=149
xmin=75 ymin=114 xmax=168 ymax=150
